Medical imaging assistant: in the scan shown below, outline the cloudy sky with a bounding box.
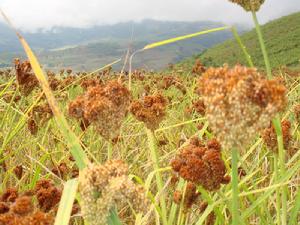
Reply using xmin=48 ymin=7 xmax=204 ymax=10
xmin=0 ymin=0 xmax=299 ymax=31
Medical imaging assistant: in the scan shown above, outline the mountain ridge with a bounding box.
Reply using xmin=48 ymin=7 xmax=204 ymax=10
xmin=0 ymin=19 xmax=244 ymax=70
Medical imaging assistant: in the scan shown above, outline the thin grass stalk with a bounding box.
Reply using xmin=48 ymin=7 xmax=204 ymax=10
xmin=272 ymin=116 xmax=287 ymax=225
xmin=231 ymin=148 xmax=240 ymax=225
xmin=251 ymin=11 xmax=272 ymax=78
xmin=231 ymin=26 xmax=254 ymax=67
xmin=129 ymin=49 xmax=144 ymax=90
xmin=289 ymin=188 xmax=300 ymax=225
xmin=251 ymin=10 xmax=287 ymax=224
xmin=273 ymin=154 xmax=281 ymax=225
xmin=145 ymin=128 xmax=168 ymax=225
xmin=107 ymin=141 xmax=113 ymax=160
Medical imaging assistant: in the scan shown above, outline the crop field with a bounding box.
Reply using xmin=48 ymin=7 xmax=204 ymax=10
xmin=0 ymin=1 xmax=299 ymax=225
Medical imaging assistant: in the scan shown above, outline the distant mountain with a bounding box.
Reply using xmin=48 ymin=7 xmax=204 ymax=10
xmin=0 ymin=19 xmax=245 ymax=70
xmin=179 ymin=12 xmax=300 ymax=70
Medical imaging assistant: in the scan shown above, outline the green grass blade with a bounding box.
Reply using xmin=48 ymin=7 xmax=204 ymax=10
xmin=288 ymin=188 xmax=300 ymax=225
xmin=107 ymin=208 xmax=122 ymax=225
xmin=0 ymin=9 xmax=89 ymax=170
xmin=143 ymin=26 xmax=230 ymax=50
xmin=54 ymin=179 xmax=78 ymax=225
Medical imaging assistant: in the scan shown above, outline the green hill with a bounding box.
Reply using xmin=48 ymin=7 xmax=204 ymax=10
xmin=181 ymin=12 xmax=300 ymax=70
xmin=0 ymin=20 xmax=235 ymax=71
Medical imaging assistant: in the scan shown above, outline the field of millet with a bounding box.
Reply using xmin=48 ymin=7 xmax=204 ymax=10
xmin=0 ymin=0 xmax=300 ymax=225
xmin=0 ymin=58 xmax=299 ymax=224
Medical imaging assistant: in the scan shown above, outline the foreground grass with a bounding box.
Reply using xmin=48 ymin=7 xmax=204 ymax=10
xmin=0 ymin=66 xmax=299 ymax=224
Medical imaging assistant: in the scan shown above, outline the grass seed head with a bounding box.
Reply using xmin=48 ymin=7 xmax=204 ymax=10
xmin=1 ymin=188 xmax=18 ymax=203
xmin=69 ymin=80 xmax=131 ymax=140
xmin=79 ymin=160 xmax=149 ymax=225
xmin=130 ymin=93 xmax=167 ymax=130
xmin=0 ymin=188 xmax=54 ymax=225
xmin=228 ymin=0 xmax=265 ymax=12
xmin=192 ymin=59 xmax=206 ymax=75
xmin=35 ymin=179 xmax=61 ymax=212
xmin=171 ymin=138 xmax=229 ymax=191
xmin=198 ymin=65 xmax=287 ymax=149
xmin=294 ymin=104 xmax=300 ymax=123
xmin=14 ymin=58 xmax=39 ymax=96
xmin=262 ymin=120 xmax=292 ymax=154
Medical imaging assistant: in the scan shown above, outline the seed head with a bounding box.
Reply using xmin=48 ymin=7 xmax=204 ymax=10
xmin=79 ymin=160 xmax=149 ymax=225
xmin=262 ymin=120 xmax=292 ymax=153
xmin=173 ymin=182 xmax=200 ymax=211
xmin=192 ymin=59 xmax=206 ymax=75
xmin=35 ymin=179 xmax=61 ymax=212
xmin=14 ymin=58 xmax=39 ymax=96
xmin=294 ymin=104 xmax=300 ymax=123
xmin=130 ymin=94 xmax=167 ymax=130
xmin=198 ymin=65 xmax=287 ymax=149
xmin=228 ymin=0 xmax=265 ymax=12
xmin=171 ymin=138 xmax=229 ymax=191
xmin=69 ymin=80 xmax=131 ymax=140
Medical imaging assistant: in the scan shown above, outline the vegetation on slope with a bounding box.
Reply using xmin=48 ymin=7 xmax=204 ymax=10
xmin=180 ymin=12 xmax=300 ymax=70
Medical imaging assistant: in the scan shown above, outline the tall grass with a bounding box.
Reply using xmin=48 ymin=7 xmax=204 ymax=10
xmin=0 ymin=5 xmax=299 ymax=225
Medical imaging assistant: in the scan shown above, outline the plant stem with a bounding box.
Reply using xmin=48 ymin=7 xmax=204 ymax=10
xmin=107 ymin=142 xmax=113 ymax=160
xmin=231 ymin=148 xmax=240 ymax=225
xmin=251 ymin=11 xmax=272 ymax=79
xmin=272 ymin=116 xmax=287 ymax=225
xmin=252 ymin=9 xmax=287 ymax=225
xmin=231 ymin=26 xmax=254 ymax=67
xmin=146 ymin=128 xmax=168 ymax=225
xmin=274 ymin=154 xmax=281 ymax=225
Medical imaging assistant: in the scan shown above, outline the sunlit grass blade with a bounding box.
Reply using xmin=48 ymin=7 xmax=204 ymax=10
xmin=54 ymin=179 xmax=78 ymax=225
xmin=143 ymin=26 xmax=230 ymax=50
xmin=231 ymin=26 xmax=254 ymax=67
xmin=0 ymin=9 xmax=89 ymax=170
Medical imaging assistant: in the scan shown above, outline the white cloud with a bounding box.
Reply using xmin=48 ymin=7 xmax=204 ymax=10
xmin=0 ymin=0 xmax=299 ymax=31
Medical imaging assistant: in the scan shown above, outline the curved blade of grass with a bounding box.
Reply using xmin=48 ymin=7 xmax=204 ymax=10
xmin=231 ymin=26 xmax=254 ymax=67
xmin=54 ymin=179 xmax=78 ymax=225
xmin=143 ymin=26 xmax=230 ymax=50
xmin=0 ymin=9 xmax=89 ymax=170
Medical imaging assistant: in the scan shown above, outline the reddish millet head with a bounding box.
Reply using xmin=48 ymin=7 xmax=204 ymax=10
xmin=171 ymin=138 xmax=229 ymax=191
xmin=198 ymin=65 xmax=287 ymax=149
xmin=68 ymin=80 xmax=131 ymax=140
xmin=130 ymin=93 xmax=168 ymax=130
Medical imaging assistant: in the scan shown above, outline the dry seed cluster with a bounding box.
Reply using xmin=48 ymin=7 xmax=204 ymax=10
xmin=69 ymin=80 xmax=131 ymax=140
xmin=79 ymin=160 xmax=149 ymax=225
xmin=228 ymin=0 xmax=265 ymax=12
xmin=192 ymin=59 xmax=206 ymax=75
xmin=262 ymin=120 xmax=292 ymax=153
xmin=14 ymin=58 xmax=39 ymax=96
xmin=171 ymin=138 xmax=230 ymax=191
xmin=173 ymin=182 xmax=200 ymax=211
xmin=130 ymin=93 xmax=167 ymax=130
xmin=198 ymin=65 xmax=287 ymax=149
xmin=0 ymin=179 xmax=75 ymax=225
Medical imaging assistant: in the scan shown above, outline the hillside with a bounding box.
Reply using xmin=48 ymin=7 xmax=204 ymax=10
xmin=179 ymin=12 xmax=300 ymax=70
xmin=0 ymin=20 xmax=239 ymax=70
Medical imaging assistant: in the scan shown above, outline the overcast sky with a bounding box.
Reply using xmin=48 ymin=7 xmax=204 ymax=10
xmin=0 ymin=0 xmax=299 ymax=32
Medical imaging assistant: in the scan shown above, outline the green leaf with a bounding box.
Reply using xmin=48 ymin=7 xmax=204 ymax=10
xmin=55 ymin=179 xmax=79 ymax=225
